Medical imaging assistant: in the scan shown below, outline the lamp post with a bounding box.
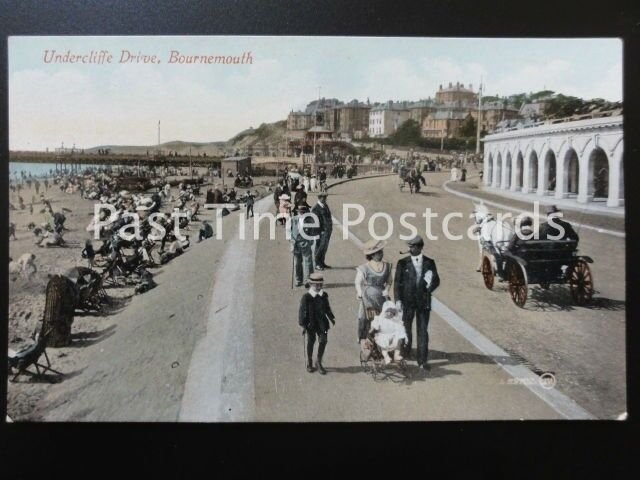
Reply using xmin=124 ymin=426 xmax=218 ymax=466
xmin=476 ymin=81 xmax=483 ymax=155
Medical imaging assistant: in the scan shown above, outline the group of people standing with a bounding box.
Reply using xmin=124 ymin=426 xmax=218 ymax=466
xmin=297 ymin=230 xmax=441 ymax=374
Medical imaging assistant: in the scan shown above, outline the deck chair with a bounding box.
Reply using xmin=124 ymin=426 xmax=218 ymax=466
xmin=7 ymin=328 xmax=62 ymax=382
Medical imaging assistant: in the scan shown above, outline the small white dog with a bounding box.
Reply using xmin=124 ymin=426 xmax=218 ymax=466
xmin=9 ymin=253 xmax=37 ymax=279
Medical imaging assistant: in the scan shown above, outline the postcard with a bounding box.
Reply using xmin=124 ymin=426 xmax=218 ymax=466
xmin=6 ymin=36 xmax=624 ymax=422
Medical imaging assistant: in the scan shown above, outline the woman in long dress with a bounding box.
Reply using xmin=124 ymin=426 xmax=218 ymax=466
xmin=355 ymin=239 xmax=392 ymax=348
xmin=277 ymin=193 xmax=291 ymax=226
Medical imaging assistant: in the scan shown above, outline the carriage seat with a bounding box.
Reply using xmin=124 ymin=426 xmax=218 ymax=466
xmin=510 ymin=239 xmax=578 ymax=263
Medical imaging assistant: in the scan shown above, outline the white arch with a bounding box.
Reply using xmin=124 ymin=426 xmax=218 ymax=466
xmin=582 ymin=145 xmax=610 ymax=201
xmin=558 ymin=146 xmax=580 ymax=199
xmin=537 ymin=145 xmax=553 ymax=195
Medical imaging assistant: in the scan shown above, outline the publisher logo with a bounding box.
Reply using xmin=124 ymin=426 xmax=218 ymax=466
xmin=539 ymin=372 xmax=556 ymax=390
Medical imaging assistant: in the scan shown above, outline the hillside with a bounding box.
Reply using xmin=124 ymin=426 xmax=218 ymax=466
xmin=84 ymin=120 xmax=287 ymax=157
xmin=227 ymin=120 xmax=287 ymax=153
xmin=86 ymin=140 xmax=227 ymax=157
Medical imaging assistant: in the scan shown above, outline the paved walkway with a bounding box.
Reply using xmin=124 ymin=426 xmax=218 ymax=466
xmin=250 ymin=182 xmax=582 ymax=421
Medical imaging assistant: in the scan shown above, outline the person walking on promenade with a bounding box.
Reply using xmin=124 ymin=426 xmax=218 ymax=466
xmin=298 ymin=273 xmax=335 ymax=374
xmin=273 ymin=181 xmax=283 ymax=210
xmin=355 ymin=239 xmax=392 ymax=349
xmin=290 ymin=204 xmax=315 ymax=287
xmin=318 ymin=167 xmax=327 ymax=192
xmin=293 ymin=184 xmax=307 ymax=215
xmin=393 ymin=235 xmax=440 ymax=369
xmin=277 ymin=193 xmax=291 ymax=226
xmin=245 ymin=190 xmax=255 ymax=219
xmin=312 ymin=192 xmax=333 ymax=270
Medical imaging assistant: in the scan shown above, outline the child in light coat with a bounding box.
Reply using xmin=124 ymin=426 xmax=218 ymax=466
xmin=369 ymin=301 xmax=408 ymax=364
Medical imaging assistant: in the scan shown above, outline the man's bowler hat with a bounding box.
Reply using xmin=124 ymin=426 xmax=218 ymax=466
xmin=406 ymin=235 xmax=424 ymax=246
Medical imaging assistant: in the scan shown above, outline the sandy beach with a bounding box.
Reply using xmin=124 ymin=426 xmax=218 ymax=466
xmin=7 ymin=168 xmax=272 ymax=420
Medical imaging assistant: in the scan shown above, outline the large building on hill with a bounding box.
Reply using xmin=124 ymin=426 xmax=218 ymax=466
xmin=408 ymin=99 xmax=437 ymax=125
xmin=368 ymin=101 xmax=411 ymax=138
xmin=435 ymin=82 xmax=478 ymax=106
xmin=471 ymin=101 xmax=522 ymax=134
xmin=335 ymin=100 xmax=370 ymax=138
xmin=422 ymin=109 xmax=473 ymax=138
xmin=287 ymin=111 xmax=313 ymax=130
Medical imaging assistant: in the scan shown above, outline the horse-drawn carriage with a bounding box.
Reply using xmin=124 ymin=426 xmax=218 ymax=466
xmin=480 ymin=237 xmax=594 ymax=308
xmin=474 ymin=203 xmax=594 ymax=308
xmin=398 ymin=168 xmax=426 ymax=194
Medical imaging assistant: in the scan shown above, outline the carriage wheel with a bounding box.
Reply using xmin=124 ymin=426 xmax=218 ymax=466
xmin=507 ymin=262 xmax=528 ymax=308
xmin=481 ymin=256 xmax=494 ymax=290
xmin=569 ymin=260 xmax=594 ymax=306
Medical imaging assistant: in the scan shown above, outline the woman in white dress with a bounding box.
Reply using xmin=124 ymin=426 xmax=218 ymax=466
xmin=303 ymin=174 xmax=311 ymax=194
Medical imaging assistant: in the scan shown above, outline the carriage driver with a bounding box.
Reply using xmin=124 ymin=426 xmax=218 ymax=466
xmin=538 ymin=205 xmax=579 ymax=242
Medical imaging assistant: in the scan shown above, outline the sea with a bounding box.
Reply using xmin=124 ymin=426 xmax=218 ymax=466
xmin=9 ymin=162 xmax=121 ymax=179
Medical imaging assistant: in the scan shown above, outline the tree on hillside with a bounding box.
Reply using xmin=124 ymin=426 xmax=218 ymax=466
xmin=390 ymin=119 xmax=422 ymax=146
xmin=543 ymin=94 xmax=585 ymax=118
xmin=530 ymin=90 xmax=555 ymax=101
xmin=458 ymin=115 xmax=477 ymax=137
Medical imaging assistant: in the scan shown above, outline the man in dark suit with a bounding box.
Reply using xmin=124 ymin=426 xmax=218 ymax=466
xmin=538 ymin=205 xmax=579 ymax=242
xmin=311 ymin=192 xmax=333 ymax=270
xmin=393 ymin=235 xmax=440 ymax=369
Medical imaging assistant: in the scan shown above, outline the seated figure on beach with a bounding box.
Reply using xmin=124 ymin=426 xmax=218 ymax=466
xmin=369 ymin=301 xmax=408 ymax=365
xmin=38 ymin=230 xmax=65 ymax=248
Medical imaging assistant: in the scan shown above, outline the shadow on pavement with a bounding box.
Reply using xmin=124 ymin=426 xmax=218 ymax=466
xmin=323 ymin=282 xmax=355 ymax=289
xmin=429 ymin=349 xmax=519 ymax=366
xmin=527 ymin=286 xmax=625 ymax=313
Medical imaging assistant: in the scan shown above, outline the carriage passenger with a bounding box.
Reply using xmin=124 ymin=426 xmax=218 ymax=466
xmin=507 ymin=216 xmax=534 ymax=251
xmin=539 ymin=206 xmax=579 ymax=242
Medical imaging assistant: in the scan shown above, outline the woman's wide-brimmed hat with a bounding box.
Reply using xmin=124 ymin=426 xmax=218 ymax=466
xmin=279 ymin=194 xmax=290 ymax=200
xmin=362 ymin=239 xmax=386 ymax=256
xmin=308 ymin=272 xmax=324 ymax=284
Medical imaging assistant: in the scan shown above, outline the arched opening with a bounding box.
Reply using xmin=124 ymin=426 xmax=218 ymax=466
xmin=505 ymin=152 xmax=512 ymax=189
xmin=515 ymin=152 xmax=524 ymax=190
xmin=563 ymin=148 xmax=579 ymax=196
xmin=544 ymin=150 xmax=556 ymax=193
xmin=588 ymin=147 xmax=609 ymax=199
xmin=495 ymin=153 xmax=502 ymax=187
xmin=528 ymin=151 xmax=538 ymax=191
xmin=487 ymin=154 xmax=493 ymax=185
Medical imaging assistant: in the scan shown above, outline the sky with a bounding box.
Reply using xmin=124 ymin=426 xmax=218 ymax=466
xmin=9 ymin=36 xmax=622 ymax=151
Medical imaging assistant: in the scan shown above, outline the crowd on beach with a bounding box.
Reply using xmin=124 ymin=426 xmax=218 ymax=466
xmin=8 ymin=164 xmax=263 ymax=353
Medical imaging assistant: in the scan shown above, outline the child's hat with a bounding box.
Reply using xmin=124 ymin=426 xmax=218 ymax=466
xmin=308 ymin=273 xmax=324 ymax=284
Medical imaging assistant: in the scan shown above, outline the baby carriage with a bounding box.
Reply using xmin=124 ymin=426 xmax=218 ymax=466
xmin=359 ymin=305 xmax=408 ymax=382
